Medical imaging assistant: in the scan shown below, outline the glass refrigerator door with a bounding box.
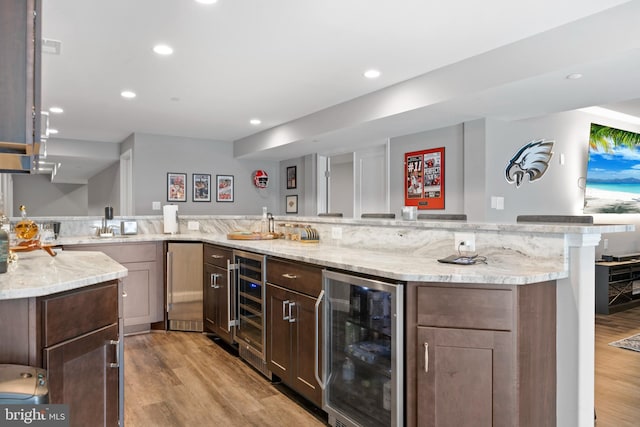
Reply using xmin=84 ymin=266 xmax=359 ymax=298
xmin=323 ymin=271 xmax=403 ymax=427
xmin=235 ymin=254 xmax=264 ymax=352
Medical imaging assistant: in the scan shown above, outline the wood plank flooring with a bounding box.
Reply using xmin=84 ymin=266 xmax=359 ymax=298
xmin=595 ymin=305 xmax=640 ymax=427
xmin=124 ymin=332 xmax=327 ymax=427
xmin=124 ymin=307 xmax=640 ymax=426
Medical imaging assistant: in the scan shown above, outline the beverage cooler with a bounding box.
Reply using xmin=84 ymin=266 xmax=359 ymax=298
xmin=233 ymin=250 xmax=271 ymax=379
xmin=320 ymin=271 xmax=403 ymax=427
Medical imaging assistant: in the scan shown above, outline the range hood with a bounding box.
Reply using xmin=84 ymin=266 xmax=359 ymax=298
xmin=0 ymin=141 xmax=39 ymax=173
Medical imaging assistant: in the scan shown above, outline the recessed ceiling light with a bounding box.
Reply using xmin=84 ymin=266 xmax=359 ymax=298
xmin=364 ymin=69 xmax=381 ymax=79
xmin=121 ymin=90 xmax=136 ymax=99
xmin=250 ymin=119 xmax=262 ymax=125
xmin=153 ymin=44 xmax=173 ymax=55
xmin=48 ymin=128 xmax=59 ymax=135
xmin=49 ymin=106 xmax=63 ymax=114
xmin=195 ymin=0 xmax=218 ymax=4
xmin=566 ymin=73 xmax=583 ymax=80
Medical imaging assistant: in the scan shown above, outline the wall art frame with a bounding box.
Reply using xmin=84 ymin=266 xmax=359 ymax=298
xmin=192 ymin=173 xmax=211 ymax=202
xmin=286 ymin=194 xmax=298 ymax=214
xmin=404 ymin=147 xmax=445 ymax=209
xmin=167 ymin=172 xmax=187 ymax=202
xmin=286 ymin=165 xmax=297 ymax=189
xmin=216 ymin=174 xmax=234 ymax=202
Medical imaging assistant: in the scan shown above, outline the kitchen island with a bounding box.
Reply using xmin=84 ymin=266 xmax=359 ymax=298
xmin=0 ymin=250 xmax=128 ymax=427
xmin=6 ymin=215 xmax=634 ymax=426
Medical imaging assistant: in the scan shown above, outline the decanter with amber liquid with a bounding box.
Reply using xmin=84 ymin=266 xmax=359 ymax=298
xmin=15 ymin=205 xmax=39 ymax=245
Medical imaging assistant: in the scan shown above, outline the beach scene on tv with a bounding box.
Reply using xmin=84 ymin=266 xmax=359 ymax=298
xmin=584 ymin=123 xmax=640 ymax=213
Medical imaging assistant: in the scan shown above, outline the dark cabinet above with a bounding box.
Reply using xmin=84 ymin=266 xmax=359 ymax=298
xmin=0 ymin=0 xmax=41 ymax=173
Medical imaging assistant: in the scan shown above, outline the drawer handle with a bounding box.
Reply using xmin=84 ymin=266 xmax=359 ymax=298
xmin=211 ymin=273 xmax=222 ymax=289
xmin=424 ymin=342 xmax=429 ymax=373
xmin=282 ymin=273 xmax=298 ymax=279
xmin=288 ymin=301 xmax=296 ymax=323
xmin=210 ymin=254 xmax=224 ymax=259
xmin=110 ymin=340 xmax=120 ymax=368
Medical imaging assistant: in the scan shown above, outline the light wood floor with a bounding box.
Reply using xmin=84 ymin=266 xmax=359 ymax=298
xmin=124 ymin=307 xmax=640 ymax=427
xmin=595 ymin=305 xmax=640 ymax=427
xmin=124 ymin=332 xmax=327 ymax=427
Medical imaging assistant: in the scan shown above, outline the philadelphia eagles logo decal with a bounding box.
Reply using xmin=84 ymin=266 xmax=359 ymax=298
xmin=505 ymin=139 xmax=554 ymax=188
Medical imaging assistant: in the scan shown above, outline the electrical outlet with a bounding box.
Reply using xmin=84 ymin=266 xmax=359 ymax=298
xmin=603 ymin=239 xmax=609 ymax=250
xmin=152 ymin=201 xmax=161 ymax=210
xmin=331 ymin=227 xmax=342 ymax=239
xmin=187 ymin=221 xmax=200 ymax=231
xmin=454 ymin=232 xmax=475 ymax=252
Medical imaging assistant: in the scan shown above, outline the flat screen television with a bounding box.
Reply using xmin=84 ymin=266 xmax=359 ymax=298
xmin=584 ymin=123 xmax=640 ymax=213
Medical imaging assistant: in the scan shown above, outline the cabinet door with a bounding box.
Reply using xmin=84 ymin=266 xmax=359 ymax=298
xmin=204 ymin=263 xmax=218 ymax=333
xmin=122 ymin=261 xmax=156 ymax=326
xmin=416 ymin=326 xmax=514 ymax=427
xmin=266 ymin=284 xmax=292 ymax=380
xmin=0 ymin=0 xmax=40 ymax=145
xmin=45 ymin=323 xmax=120 ymax=427
xmin=291 ymin=292 xmax=323 ymax=407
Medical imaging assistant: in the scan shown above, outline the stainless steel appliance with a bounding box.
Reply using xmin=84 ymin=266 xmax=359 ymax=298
xmin=0 ymin=365 xmax=49 ymax=404
xmin=167 ymin=242 xmax=203 ymax=331
xmin=233 ymin=250 xmax=271 ymax=379
xmin=319 ymin=271 xmax=404 ymax=427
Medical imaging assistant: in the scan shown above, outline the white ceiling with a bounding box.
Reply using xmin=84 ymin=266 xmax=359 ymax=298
xmin=40 ymin=0 xmax=640 ymax=183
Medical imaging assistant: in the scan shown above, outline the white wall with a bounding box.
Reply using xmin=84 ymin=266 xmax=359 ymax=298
xmin=131 ymin=133 xmax=281 ymax=215
xmin=389 ymin=123 xmax=465 ymax=217
xmin=330 ymin=159 xmax=354 ymax=217
xmin=11 ymin=174 xmax=88 ymax=216
xmin=88 ymin=162 xmax=119 ymax=216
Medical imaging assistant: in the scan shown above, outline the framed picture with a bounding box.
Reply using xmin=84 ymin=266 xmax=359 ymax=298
xmin=216 ymin=175 xmax=234 ymax=202
xmin=192 ymin=173 xmax=211 ymax=202
xmin=286 ymin=165 xmax=297 ymax=189
xmin=286 ymin=194 xmax=298 ymax=214
xmin=167 ymin=172 xmax=187 ymax=202
xmin=404 ymin=147 xmax=445 ymax=209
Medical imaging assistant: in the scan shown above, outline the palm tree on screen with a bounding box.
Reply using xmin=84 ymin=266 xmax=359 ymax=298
xmin=589 ymin=123 xmax=640 ymax=152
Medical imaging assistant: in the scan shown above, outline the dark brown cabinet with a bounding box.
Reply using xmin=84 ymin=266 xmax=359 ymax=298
xmin=406 ymin=281 xmax=556 ymax=427
xmin=0 ymin=280 xmax=123 ymax=427
xmin=595 ymin=260 xmax=640 ymax=314
xmin=203 ymin=244 xmax=234 ymax=344
xmin=0 ymin=0 xmax=41 ymax=171
xmin=266 ymin=258 xmax=323 ymax=407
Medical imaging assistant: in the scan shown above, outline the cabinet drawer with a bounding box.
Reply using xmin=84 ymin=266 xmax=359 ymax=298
xmin=267 ymin=258 xmax=322 ymax=297
xmin=65 ymin=242 xmax=159 ymax=263
xmin=41 ymin=281 xmax=119 ymax=347
xmin=416 ymin=286 xmax=513 ymax=331
xmin=204 ymin=244 xmax=232 ymax=268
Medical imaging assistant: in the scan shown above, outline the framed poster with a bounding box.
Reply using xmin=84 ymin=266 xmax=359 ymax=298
xmin=192 ymin=173 xmax=211 ymax=202
xmin=216 ymin=175 xmax=234 ymax=202
xmin=167 ymin=172 xmax=187 ymax=202
xmin=404 ymin=147 xmax=444 ymax=209
xmin=286 ymin=166 xmax=297 ymax=189
xmin=286 ymin=195 xmax=298 ymax=213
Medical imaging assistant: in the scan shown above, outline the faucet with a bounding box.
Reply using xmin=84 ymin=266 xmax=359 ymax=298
xmin=267 ymin=212 xmax=274 ymax=233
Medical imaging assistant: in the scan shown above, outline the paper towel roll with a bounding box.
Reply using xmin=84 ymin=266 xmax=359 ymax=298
xmin=163 ymin=205 xmax=179 ymax=234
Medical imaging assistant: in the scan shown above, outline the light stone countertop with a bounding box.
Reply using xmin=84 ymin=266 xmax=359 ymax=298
xmin=0 ymin=250 xmax=128 ymax=300
xmin=57 ymin=232 xmax=568 ymax=285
